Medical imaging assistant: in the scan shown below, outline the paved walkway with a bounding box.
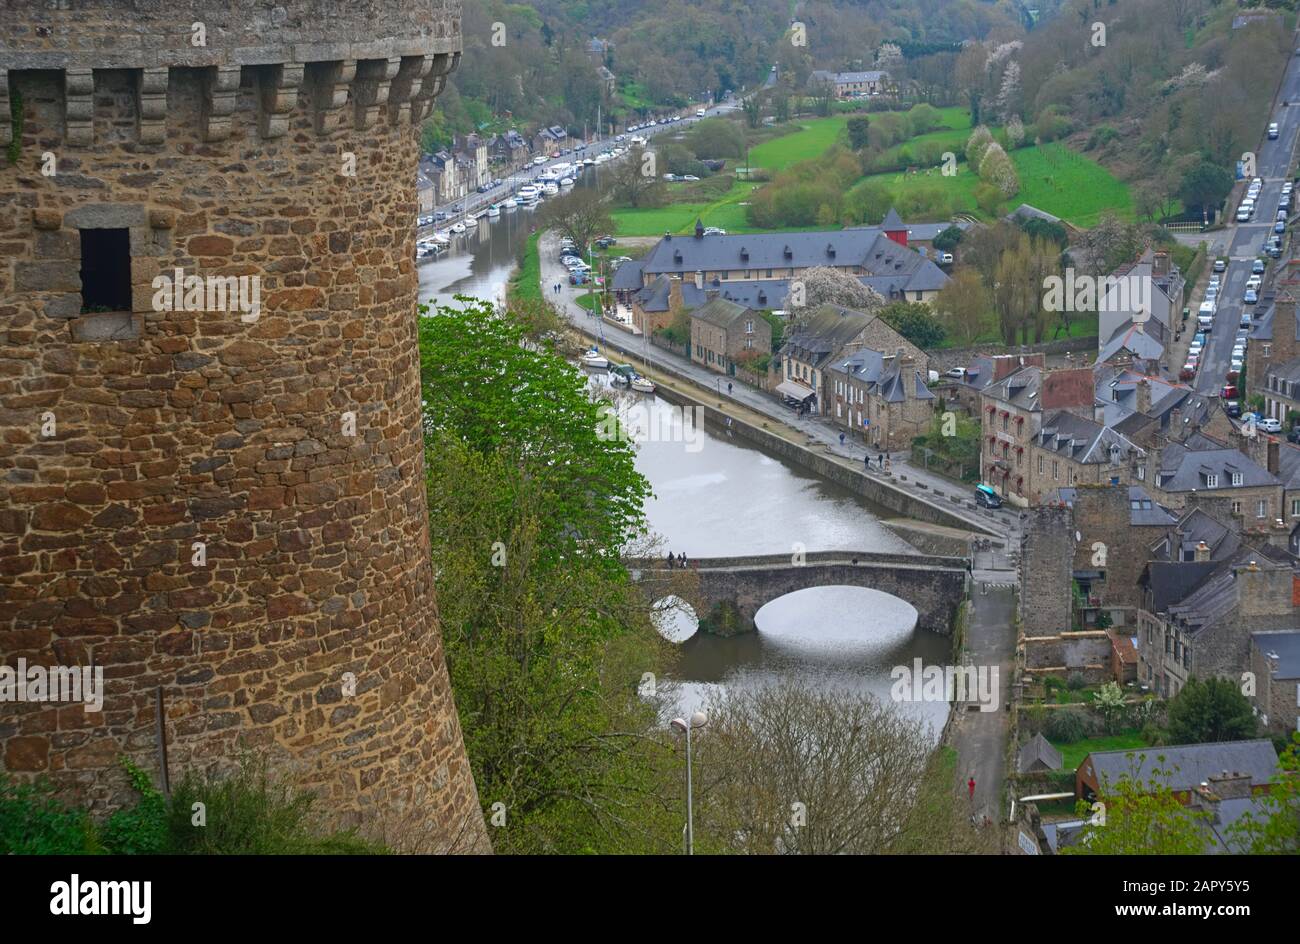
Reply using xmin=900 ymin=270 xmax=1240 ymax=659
xmin=540 ymin=231 xmax=1026 ymax=556
xmin=950 ymin=584 xmax=1017 ymax=828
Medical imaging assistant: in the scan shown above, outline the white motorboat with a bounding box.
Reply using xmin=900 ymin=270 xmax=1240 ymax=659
xmin=486 ymin=204 xmax=500 ymax=217
xmin=543 ymin=182 xmax=559 ymax=195
xmin=582 ymin=158 xmax=595 ymax=167
xmin=518 ymin=185 xmax=539 ymax=203
xmin=579 ymin=348 xmax=609 ymax=369
xmin=503 ymin=197 xmax=518 ymax=209
xmin=431 ymin=231 xmax=450 ymax=243
xmin=630 ymin=376 xmax=656 ymax=394
xmin=559 ymin=177 xmax=574 ymax=187
xmin=449 ymin=221 xmax=467 ymax=234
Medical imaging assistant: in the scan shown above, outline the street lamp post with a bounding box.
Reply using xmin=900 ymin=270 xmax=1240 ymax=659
xmin=670 ymin=710 xmax=707 ymax=855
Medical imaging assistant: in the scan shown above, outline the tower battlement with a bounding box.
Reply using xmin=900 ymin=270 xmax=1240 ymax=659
xmin=0 ymin=0 xmax=462 ymax=146
xmin=0 ymin=2 xmax=486 ymax=852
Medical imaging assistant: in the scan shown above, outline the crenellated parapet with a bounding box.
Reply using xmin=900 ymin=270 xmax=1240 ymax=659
xmin=0 ymin=0 xmax=462 ymax=146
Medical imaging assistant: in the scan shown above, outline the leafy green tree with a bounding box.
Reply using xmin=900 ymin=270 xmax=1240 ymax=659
xmin=417 ymin=299 xmax=685 ymax=853
xmin=1092 ymin=681 xmax=1127 ymax=734
xmin=1178 ymin=161 xmax=1233 ymax=216
xmin=1065 ymin=758 xmax=1213 ymax=855
xmin=880 ymin=301 xmax=946 ymax=349
xmin=847 ymin=115 xmax=871 ymax=151
xmin=1165 ymin=677 xmax=1258 ymax=745
xmin=932 ymin=225 xmax=965 ymax=252
xmin=538 ymin=187 xmax=615 ymax=257
xmin=1229 ymin=732 xmax=1300 ymax=854
xmin=686 ymin=118 xmax=745 ymax=159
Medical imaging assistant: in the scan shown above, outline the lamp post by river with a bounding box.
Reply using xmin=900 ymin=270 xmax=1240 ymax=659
xmin=670 ymin=710 xmax=707 ymax=854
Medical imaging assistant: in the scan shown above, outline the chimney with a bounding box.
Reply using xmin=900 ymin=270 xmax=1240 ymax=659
xmin=668 ymin=276 xmax=683 ymax=314
xmin=1194 ymin=540 xmax=1210 ymax=562
xmin=1153 ymin=251 xmax=1170 ymax=279
xmin=695 ymin=270 xmax=704 ymax=291
xmin=1205 ymin=770 xmax=1254 ymax=800
xmin=1273 ymin=295 xmax=1299 ymax=365
xmin=1135 ymin=377 xmax=1151 ymax=416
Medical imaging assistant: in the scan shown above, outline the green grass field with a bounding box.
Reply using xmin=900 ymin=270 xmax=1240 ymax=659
xmin=1050 ymin=730 xmax=1148 ymax=772
xmin=857 ymin=142 xmax=1133 ymax=227
xmin=507 ymin=232 xmax=543 ymax=305
xmin=609 ymin=109 xmax=1131 ymax=237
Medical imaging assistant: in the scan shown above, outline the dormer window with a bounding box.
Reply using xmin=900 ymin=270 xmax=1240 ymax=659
xmin=740 ymin=247 xmax=749 ymax=261
xmin=1232 ymin=472 xmax=1243 ymax=487
xmin=1206 ymin=473 xmax=1219 ymax=488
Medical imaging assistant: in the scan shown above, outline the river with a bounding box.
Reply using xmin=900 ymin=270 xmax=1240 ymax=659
xmin=419 ymin=210 xmax=951 ymax=737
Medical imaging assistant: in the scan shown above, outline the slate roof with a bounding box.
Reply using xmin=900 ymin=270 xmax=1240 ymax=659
xmin=1017 ymin=733 xmax=1063 ymax=773
xmin=1251 ymin=630 xmax=1300 ymax=679
xmin=690 ymin=296 xmax=752 ymax=330
xmin=881 ymin=207 xmax=905 ymax=230
xmin=612 ymin=259 xmax=646 ymax=292
xmin=1047 ymin=485 xmax=1173 ymax=526
xmin=1276 ymin=441 xmax=1300 ymax=490
xmin=780 ymin=304 xmax=875 ymax=369
xmin=879 ymin=365 xmax=935 ymax=403
xmin=632 ymin=275 xmax=705 ymax=312
xmin=1099 ymin=321 xmax=1166 ymax=363
xmin=1165 ymin=549 xmax=1291 ymax=634
xmin=638 ymin=229 xmax=948 ymax=295
xmin=1144 ymin=560 xmax=1222 ymax=612
xmin=1083 ymin=740 xmax=1279 ymax=795
xmin=1035 ymin=411 xmax=1144 ymax=465
xmin=1265 ymin=354 xmax=1300 ymax=386
xmin=809 ymin=69 xmax=888 ymax=86
xmin=826 ymin=348 xmax=885 ymax=385
xmin=1154 ymin=438 xmax=1279 ymax=491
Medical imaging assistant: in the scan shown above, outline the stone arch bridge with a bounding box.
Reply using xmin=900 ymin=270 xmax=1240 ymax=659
xmin=634 ymin=551 xmax=969 ymax=636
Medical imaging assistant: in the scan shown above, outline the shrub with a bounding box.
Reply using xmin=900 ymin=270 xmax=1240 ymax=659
xmin=1067 ymin=671 xmax=1086 ymax=691
xmin=0 ymin=774 xmax=99 ymax=854
xmin=1044 ymin=707 xmax=1089 ymax=743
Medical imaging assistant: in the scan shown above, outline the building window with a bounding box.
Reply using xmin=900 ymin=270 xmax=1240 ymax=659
xmin=1206 ymin=474 xmax=1218 ymax=488
xmin=1016 ymin=451 xmax=1022 ymax=468
xmin=1232 ymin=501 xmax=1241 ymax=514
xmin=1052 ymin=461 xmax=1058 ymax=481
xmin=1038 ymin=455 xmax=1044 ymax=474
xmin=1258 ymin=500 xmax=1267 ymax=519
xmin=1291 ymin=498 xmax=1300 ymax=517
xmin=1137 ymin=465 xmax=1145 ymax=481
xmin=79 ymin=228 xmax=133 ymax=312
xmin=1232 ymin=472 xmax=1243 ymax=486
xmin=1002 ymin=415 xmax=1008 ymax=431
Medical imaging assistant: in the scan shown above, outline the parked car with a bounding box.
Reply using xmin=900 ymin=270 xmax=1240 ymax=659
xmin=939 ymin=252 xmax=955 ymax=265
xmin=1253 ymin=259 xmax=1267 ymax=274
xmin=1260 ymin=417 xmax=1283 ymax=433
xmin=974 ymin=484 xmax=1003 ymax=509
xmin=944 ymin=367 xmax=966 ymax=379
xmin=1226 ymin=400 xmax=1242 ymax=418
xmin=1180 ymin=362 xmax=1197 ymax=381
xmin=1213 ymin=258 xmax=1226 ymax=273
xmin=1241 ymin=313 xmax=1252 ymax=328
xmin=1269 ymin=122 xmax=1281 ymax=140
xmin=1245 ymin=288 xmax=1259 ymax=305
xmin=595 ymin=236 xmax=617 ymax=249
xmin=1236 ymin=207 xmax=1252 ymax=223
xmin=1222 ymin=384 xmax=1240 ymax=400
xmin=1288 ymin=428 xmax=1300 ymax=444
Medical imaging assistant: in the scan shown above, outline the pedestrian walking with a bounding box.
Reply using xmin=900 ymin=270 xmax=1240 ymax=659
xmin=863 ymin=452 xmax=870 ymax=471
xmin=727 ymin=381 xmax=733 ymax=396
xmin=967 ymin=776 xmax=976 ymax=801
xmin=667 ymin=551 xmax=675 ymax=567
xmin=679 ymin=553 xmax=688 ymax=569
xmin=839 ymin=432 xmax=845 ymax=447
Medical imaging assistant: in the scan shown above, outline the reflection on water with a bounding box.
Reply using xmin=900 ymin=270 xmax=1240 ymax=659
xmin=417 ymin=205 xmax=538 ymax=311
xmin=421 ymin=215 xmax=949 ymax=739
xmin=670 ymin=587 xmax=949 ymax=736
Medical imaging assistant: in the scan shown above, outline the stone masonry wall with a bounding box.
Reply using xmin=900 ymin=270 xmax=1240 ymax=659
xmin=1019 ymin=505 xmax=1074 ymax=634
xmin=0 ymin=1 xmax=488 ymax=852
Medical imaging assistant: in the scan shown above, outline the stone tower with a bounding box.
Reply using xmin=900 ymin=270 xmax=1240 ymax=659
xmin=0 ymin=1 xmax=489 ymax=852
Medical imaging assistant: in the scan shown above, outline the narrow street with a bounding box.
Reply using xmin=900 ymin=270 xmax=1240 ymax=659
xmin=951 ymin=585 xmax=1016 ymax=827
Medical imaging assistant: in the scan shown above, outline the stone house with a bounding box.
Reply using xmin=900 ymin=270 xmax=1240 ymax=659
xmin=417 ymin=159 xmax=436 ymax=214
xmin=776 ymin=303 xmax=924 ymax=414
xmin=1137 ymin=546 xmax=1298 ymax=698
xmin=1248 ymin=631 xmax=1300 ymax=735
xmin=689 ymin=296 xmax=771 ymax=374
xmin=429 ymin=149 xmax=463 ymax=203
xmin=943 ymin=353 xmax=1045 ymax=417
xmin=634 ymin=223 xmax=949 ymax=303
xmin=1096 ymin=248 xmax=1185 ymax=363
xmin=453 ymin=133 xmax=489 ymax=190
xmin=1144 ymin=432 xmax=1283 ymax=525
xmin=1077 ymin=740 xmax=1279 ymax=805
xmin=1050 ymin=483 xmax=1176 ymax=614
xmin=978 ymin=364 xmax=1098 ymax=504
xmin=807 ymin=69 xmax=891 ymax=98
xmin=490 ymin=129 xmax=530 ymax=169
xmin=825 ymin=348 xmax=936 ymax=451
xmin=535 ymin=125 xmax=568 ymax=156
xmin=1246 ymin=293 xmax=1297 ymax=411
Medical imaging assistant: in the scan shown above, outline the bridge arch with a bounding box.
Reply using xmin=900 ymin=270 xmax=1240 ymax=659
xmin=636 ymin=551 xmax=969 ymax=637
